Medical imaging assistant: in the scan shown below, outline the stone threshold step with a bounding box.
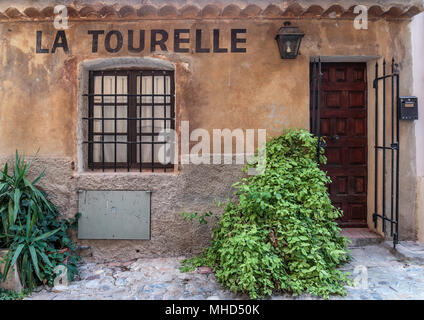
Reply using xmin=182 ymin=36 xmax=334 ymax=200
xmin=341 ymin=228 xmax=383 ymax=247
xmin=382 ymin=241 xmax=424 ymax=265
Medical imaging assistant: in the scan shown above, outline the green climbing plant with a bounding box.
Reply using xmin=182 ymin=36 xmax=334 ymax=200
xmin=181 ymin=129 xmax=351 ymax=299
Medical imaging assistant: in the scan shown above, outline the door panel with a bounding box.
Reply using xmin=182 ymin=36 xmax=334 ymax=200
xmin=311 ymin=62 xmax=368 ymax=227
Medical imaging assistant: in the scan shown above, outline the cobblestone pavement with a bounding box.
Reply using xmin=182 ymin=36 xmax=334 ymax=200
xmin=26 ymin=244 xmax=424 ymax=300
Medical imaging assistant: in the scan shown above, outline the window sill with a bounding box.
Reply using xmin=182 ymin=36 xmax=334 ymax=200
xmin=74 ymin=169 xmax=179 ymax=177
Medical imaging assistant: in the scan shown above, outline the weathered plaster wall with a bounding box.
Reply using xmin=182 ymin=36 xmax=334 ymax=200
xmin=0 ymin=16 xmax=418 ymax=261
xmin=0 ymin=19 xmax=415 ymax=156
xmin=0 ymin=155 xmax=243 ymax=261
xmin=412 ymin=12 xmax=424 ymax=242
xmin=364 ymin=19 xmax=418 ymax=241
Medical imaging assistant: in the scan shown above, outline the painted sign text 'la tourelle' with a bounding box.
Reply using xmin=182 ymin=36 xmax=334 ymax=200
xmin=36 ymin=29 xmax=247 ymax=54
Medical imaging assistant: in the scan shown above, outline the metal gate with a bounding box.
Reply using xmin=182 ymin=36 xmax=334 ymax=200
xmin=310 ymin=57 xmax=324 ymax=161
xmin=372 ymin=59 xmax=400 ymax=247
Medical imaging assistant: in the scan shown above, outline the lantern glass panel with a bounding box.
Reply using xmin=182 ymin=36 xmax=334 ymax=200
xmin=276 ymin=34 xmax=303 ymax=59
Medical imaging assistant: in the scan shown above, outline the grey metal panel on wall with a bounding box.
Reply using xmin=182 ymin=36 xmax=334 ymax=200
xmin=78 ymin=190 xmax=151 ymax=240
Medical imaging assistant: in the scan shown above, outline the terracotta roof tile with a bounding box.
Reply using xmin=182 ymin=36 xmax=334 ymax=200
xmin=137 ymin=5 xmax=157 ymax=18
xmin=240 ymin=4 xmax=262 ymax=17
xmin=0 ymin=2 xmax=421 ymax=20
xmin=179 ymin=5 xmax=200 ymax=18
xmin=282 ymin=4 xmax=304 ymax=17
xmin=201 ymin=4 xmax=221 ymax=18
xmin=40 ymin=6 xmax=55 ymax=18
xmin=23 ymin=7 xmax=41 ymax=18
xmin=79 ymin=6 xmax=98 ymax=18
xmin=301 ymin=5 xmax=325 ymax=18
xmin=158 ymin=4 xmax=178 ymax=17
xmin=119 ymin=5 xmax=137 ymax=18
xmin=261 ymin=4 xmax=283 ymax=17
xmin=4 ymin=7 xmax=24 ymax=19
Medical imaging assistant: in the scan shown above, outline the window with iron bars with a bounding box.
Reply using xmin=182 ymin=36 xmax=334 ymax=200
xmin=83 ymin=70 xmax=175 ymax=172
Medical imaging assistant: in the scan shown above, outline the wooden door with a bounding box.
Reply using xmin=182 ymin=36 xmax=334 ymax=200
xmin=311 ymin=63 xmax=368 ymax=227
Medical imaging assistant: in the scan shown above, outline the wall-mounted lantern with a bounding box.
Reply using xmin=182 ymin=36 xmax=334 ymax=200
xmin=275 ymin=22 xmax=305 ymax=59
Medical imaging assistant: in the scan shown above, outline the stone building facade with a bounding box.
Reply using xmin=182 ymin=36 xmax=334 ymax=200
xmin=0 ymin=0 xmax=423 ymax=262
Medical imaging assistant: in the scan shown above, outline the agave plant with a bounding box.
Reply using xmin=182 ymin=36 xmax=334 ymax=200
xmin=2 ymin=217 xmax=59 ymax=291
xmin=0 ymin=152 xmax=51 ymax=238
xmin=0 ymin=152 xmax=79 ymax=291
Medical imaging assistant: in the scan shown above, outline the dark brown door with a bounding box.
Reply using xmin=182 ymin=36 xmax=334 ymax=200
xmin=311 ymin=62 xmax=368 ymax=227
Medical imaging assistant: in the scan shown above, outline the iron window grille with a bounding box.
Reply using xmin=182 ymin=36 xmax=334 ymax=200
xmin=83 ymin=70 xmax=175 ymax=172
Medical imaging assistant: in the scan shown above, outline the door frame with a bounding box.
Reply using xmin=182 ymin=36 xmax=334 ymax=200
xmin=309 ymin=57 xmax=371 ymax=228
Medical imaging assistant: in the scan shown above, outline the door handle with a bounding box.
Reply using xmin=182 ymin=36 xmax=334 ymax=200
xmin=332 ymin=135 xmax=340 ymax=142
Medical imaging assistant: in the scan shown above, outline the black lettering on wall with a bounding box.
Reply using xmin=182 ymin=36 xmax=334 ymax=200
xmin=231 ymin=29 xmax=246 ymax=53
xmin=105 ymin=30 xmax=123 ymax=53
xmin=213 ymin=29 xmax=227 ymax=53
xmin=88 ymin=30 xmax=104 ymax=53
xmin=174 ymin=29 xmax=190 ymax=53
xmin=36 ymin=31 xmax=49 ymax=54
xmin=51 ymin=30 xmax=69 ymax=53
xmin=128 ymin=30 xmax=145 ymax=53
xmin=37 ymin=28 xmax=248 ymax=55
xmin=195 ymin=29 xmax=210 ymax=53
xmin=150 ymin=30 xmax=168 ymax=52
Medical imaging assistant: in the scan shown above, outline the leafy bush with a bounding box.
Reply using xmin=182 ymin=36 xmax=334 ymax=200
xmin=181 ymin=129 xmax=350 ymax=299
xmin=0 ymin=288 xmax=26 ymax=300
xmin=0 ymin=152 xmax=80 ymax=292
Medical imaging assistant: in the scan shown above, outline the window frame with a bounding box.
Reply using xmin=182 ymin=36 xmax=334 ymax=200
xmin=86 ymin=69 xmax=175 ymax=172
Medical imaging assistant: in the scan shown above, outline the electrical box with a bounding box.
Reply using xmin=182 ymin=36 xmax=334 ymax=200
xmin=399 ymin=96 xmax=418 ymax=120
xmin=78 ymin=190 xmax=151 ymax=240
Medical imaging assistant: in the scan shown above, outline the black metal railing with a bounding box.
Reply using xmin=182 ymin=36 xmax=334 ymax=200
xmin=372 ymin=59 xmax=400 ymax=247
xmin=310 ymin=57 xmax=324 ymax=163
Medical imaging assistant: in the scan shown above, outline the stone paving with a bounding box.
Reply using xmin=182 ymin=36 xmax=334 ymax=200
xmin=26 ymin=244 xmax=424 ymax=300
